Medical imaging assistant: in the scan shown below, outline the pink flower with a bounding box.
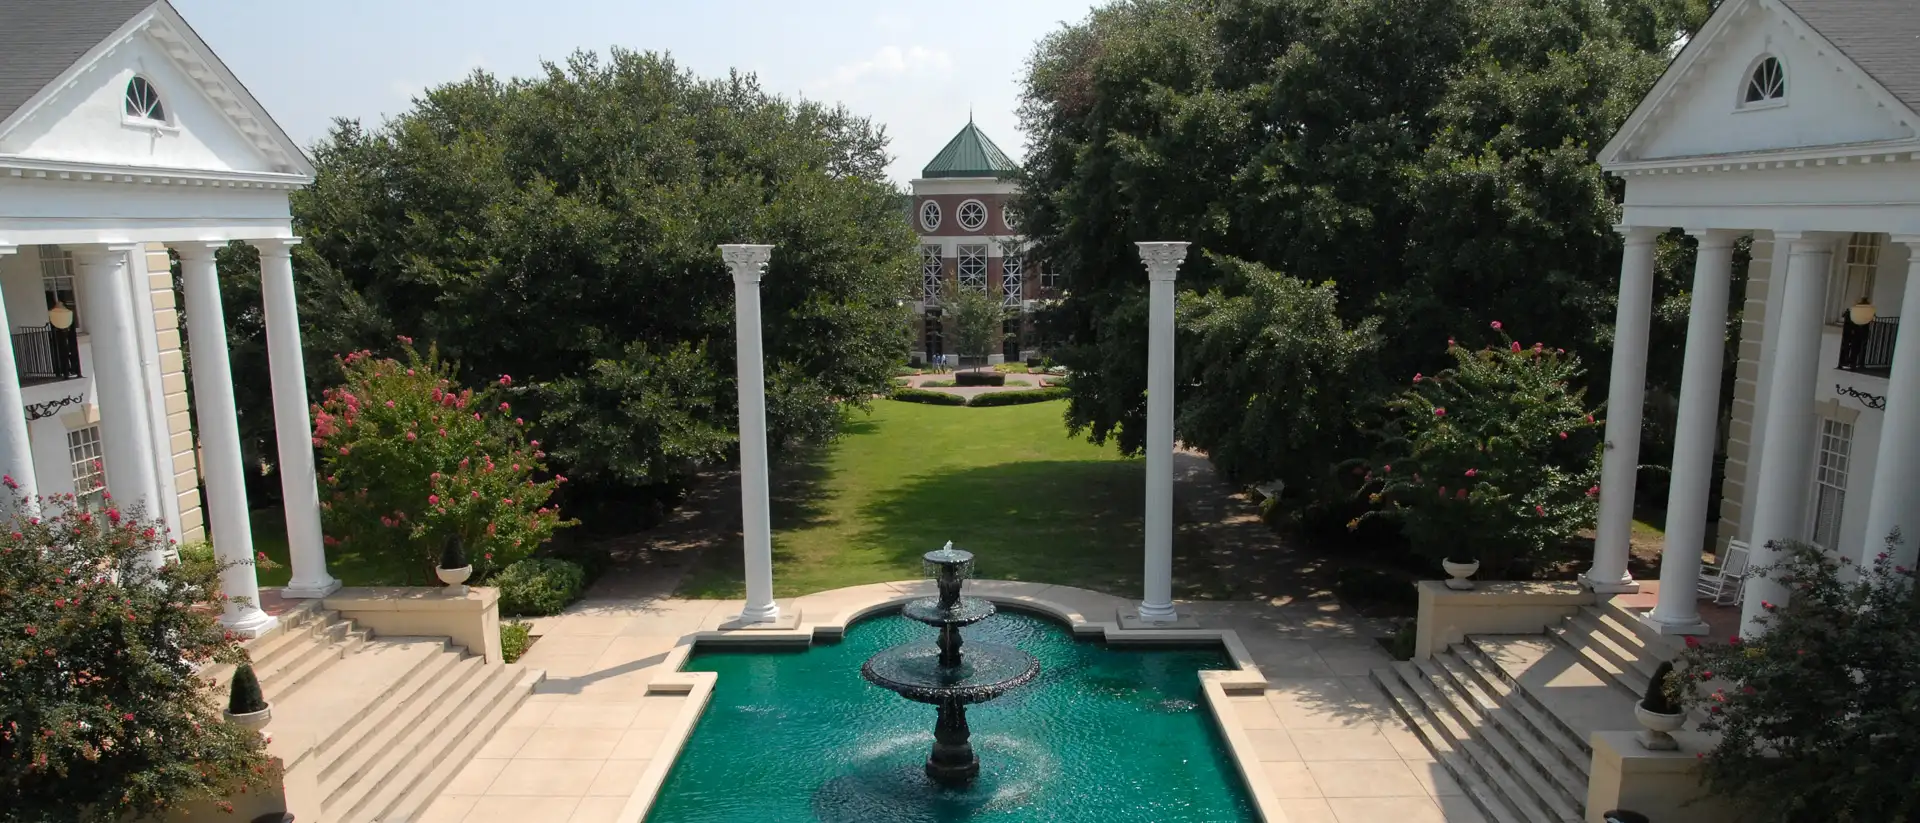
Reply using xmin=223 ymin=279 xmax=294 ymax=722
xmin=473 ymin=412 xmax=481 ymax=421
xmin=1535 ymin=505 xmax=1545 ymax=516
xmin=385 ymin=400 xmax=396 ymax=408
xmin=122 ymin=713 xmax=134 ymax=722
xmin=1447 ymin=337 xmax=1456 ymax=348
xmin=555 ymin=474 xmax=567 ymax=484
xmin=499 ymin=402 xmax=510 ymax=413
xmin=1509 ymin=341 xmax=1521 ymax=353
xmin=431 ymin=472 xmax=442 ymax=481
xmin=1559 ymin=432 xmax=1568 ymax=440
xmin=406 ymin=432 xmax=418 ymax=441
xmin=397 ymin=335 xmax=413 ymax=345
xmin=407 ymin=369 xmax=416 ymax=376
xmin=1490 ymin=321 xmax=1502 ymax=330
xmin=470 ymin=491 xmax=481 ymax=499
xmin=1382 ymin=464 xmax=1391 ymax=473
xmin=1412 ymin=373 xmax=1423 ymax=383
xmin=1433 ymin=408 xmax=1446 ymax=417
xmin=439 ymin=428 xmax=448 ymax=437
xmin=1438 ymin=485 xmax=1448 ymax=497
xmin=1586 ymin=485 xmax=1599 ymax=497
xmin=1456 ymin=489 xmax=1467 ymax=500
xmin=499 ymin=375 xmax=512 ymax=387
xmin=1684 ymin=636 xmax=1699 ymax=649
xmin=339 ymin=447 xmax=350 ymax=456
xmin=1464 ymin=469 xmax=1476 ymax=477
xmin=1 ymin=475 xmax=13 ymax=490
xmin=1761 ymin=600 xmax=1775 ymax=610
xmin=1585 ymin=414 xmax=1594 ymax=424
xmin=1533 ymin=342 xmax=1543 ymax=352
xmin=502 ymin=498 xmax=513 ymax=505
xmin=428 ymin=494 xmax=440 ymax=505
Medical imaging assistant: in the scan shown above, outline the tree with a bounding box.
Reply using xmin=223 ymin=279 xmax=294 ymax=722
xmin=942 ymin=281 xmax=1013 ymax=368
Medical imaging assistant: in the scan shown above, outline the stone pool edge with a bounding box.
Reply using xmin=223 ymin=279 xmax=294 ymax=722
xmin=620 ymin=580 xmax=1290 ymax=823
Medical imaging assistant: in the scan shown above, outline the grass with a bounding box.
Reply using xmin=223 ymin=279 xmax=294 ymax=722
xmin=676 ymin=399 xmax=1150 ymax=598
xmin=247 ymin=506 xmax=418 ymax=587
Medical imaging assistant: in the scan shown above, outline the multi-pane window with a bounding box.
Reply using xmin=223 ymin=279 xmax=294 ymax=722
xmin=1826 ymin=232 xmax=1880 ymax=324
xmin=921 ymin=245 xmax=944 ymax=304
xmin=124 ymin=76 xmax=166 ymax=122
xmin=1744 ymin=56 xmax=1785 ymax=105
xmin=68 ymin=426 xmax=106 ymax=510
xmin=957 ymin=244 xmax=988 ymax=293
xmin=1039 ymin=264 xmax=1061 ymax=292
xmin=957 ymin=200 xmax=988 ymax=232
xmin=1810 ymin=418 xmax=1853 ymax=551
xmin=37 ymin=245 xmax=78 ymax=328
xmin=1001 ymin=254 xmax=1024 ymax=306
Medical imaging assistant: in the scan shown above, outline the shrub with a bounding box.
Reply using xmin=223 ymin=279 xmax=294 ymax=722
xmin=439 ymin=535 xmax=468 ymax=571
xmin=1640 ymin=660 xmax=1679 ymax=714
xmin=0 ymin=491 xmax=276 ymax=819
xmin=500 ymin=620 xmax=533 ymax=663
xmin=1353 ymin=324 xmax=1603 ymax=578
xmin=1675 ymin=536 xmax=1920 ymax=823
xmin=954 ymin=371 xmax=1007 ymax=387
xmin=227 ymin=662 xmax=267 ymax=715
xmin=1332 ymin=567 xmax=1417 ymax=612
xmin=1025 ymin=356 xmax=1044 ymax=369
xmin=967 ymin=387 xmax=1071 ymax=407
xmin=494 ymin=557 xmax=587 ymax=616
xmin=313 ymin=341 xmax=574 ymax=585
xmin=993 ymin=362 xmax=1030 ymax=374
xmin=920 ymin=380 xmax=957 ymax=388
xmin=889 ymin=388 xmax=968 ymax=406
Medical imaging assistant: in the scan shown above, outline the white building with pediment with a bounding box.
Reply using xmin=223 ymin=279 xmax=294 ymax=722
xmin=0 ymin=0 xmax=335 ymax=636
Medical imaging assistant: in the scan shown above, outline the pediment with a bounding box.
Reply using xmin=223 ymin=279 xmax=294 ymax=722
xmin=0 ymin=4 xmax=311 ymax=179
xmin=1602 ymin=0 xmax=1920 ymax=168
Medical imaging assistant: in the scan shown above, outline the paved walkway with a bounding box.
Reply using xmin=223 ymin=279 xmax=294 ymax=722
xmin=900 ymin=370 xmax=1060 ymax=399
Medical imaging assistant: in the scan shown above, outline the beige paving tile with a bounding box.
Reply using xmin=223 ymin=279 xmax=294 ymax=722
xmin=1229 ymin=695 xmax=1285 ymax=729
xmin=536 ymin=616 xmax=634 ymax=637
xmin=565 ymin=670 xmax=658 ymax=701
xmin=1306 ymin=760 xmax=1427 ymax=798
xmin=1326 ymin=796 xmax=1446 ymax=823
xmin=485 ymin=758 xmax=601 ymax=796
xmin=475 ymin=726 xmax=535 ymax=759
xmin=1432 ymin=795 xmax=1490 ymax=822
xmin=524 ymin=653 xmax=603 ymax=679
xmin=1245 ymin=728 xmax=1303 ymax=761
xmin=418 ymin=793 xmax=479 ymax=823
xmin=443 ymin=757 xmax=509 ymax=795
xmin=1261 ymin=761 xmax=1322 ymax=798
xmin=593 ymin=635 xmax=679 ymax=666
xmin=1291 ymin=728 xmax=1404 ymax=761
xmin=612 ymin=727 xmax=667 ymax=759
xmin=569 ymin=796 xmax=631 ymax=823
xmin=631 ymin=696 xmax=687 ymax=729
xmin=501 ymin=702 xmax=557 ymax=728
xmin=1274 ymin=703 xmax=1385 ymax=730
xmin=513 ymin=727 xmax=624 ymax=759
xmin=462 ymin=795 xmax=581 ymax=823
xmin=528 ymin=635 xmax=617 ymax=658
xmin=1277 ymin=797 xmax=1341 ymax=823
xmin=1403 ymin=760 xmax=1462 ymax=797
xmin=587 ymin=758 xmax=651 ymax=796
xmin=545 ymin=702 xmax=641 ymax=729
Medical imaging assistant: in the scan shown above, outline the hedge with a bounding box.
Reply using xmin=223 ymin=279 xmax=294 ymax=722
xmin=954 ymin=371 xmax=1006 ymax=387
xmin=966 ymin=387 xmax=1071 ymax=407
xmin=890 ymin=387 xmax=968 ymax=406
xmin=494 ymin=557 xmax=588 ymax=616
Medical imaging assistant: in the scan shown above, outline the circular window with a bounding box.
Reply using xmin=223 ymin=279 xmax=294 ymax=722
xmin=919 ymin=201 xmax=942 ymax=232
xmin=957 ymin=200 xmax=988 ymax=232
xmin=1003 ymin=205 xmax=1021 ymax=232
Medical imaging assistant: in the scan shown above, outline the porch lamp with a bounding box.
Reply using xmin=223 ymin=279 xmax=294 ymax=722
xmin=1848 ymin=298 xmax=1877 ymax=326
xmin=47 ymin=300 xmax=74 ymax=330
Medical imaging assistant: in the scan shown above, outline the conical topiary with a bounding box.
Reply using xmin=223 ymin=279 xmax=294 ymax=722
xmin=440 ymin=534 xmax=468 ymax=571
xmin=1641 ymin=660 xmax=1681 ymax=715
xmin=228 ymin=660 xmax=268 ymax=715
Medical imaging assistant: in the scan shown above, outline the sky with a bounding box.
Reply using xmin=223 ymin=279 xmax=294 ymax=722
xmin=171 ymin=0 xmax=1099 ymax=185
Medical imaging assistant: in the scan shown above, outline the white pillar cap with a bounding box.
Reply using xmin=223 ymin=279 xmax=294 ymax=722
xmin=1136 ymin=241 xmax=1190 ymax=281
xmin=719 ymin=244 xmax=775 ymax=281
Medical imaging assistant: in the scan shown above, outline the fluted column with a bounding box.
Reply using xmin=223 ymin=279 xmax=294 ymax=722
xmin=0 ymin=245 xmax=38 ymax=505
xmin=72 ymin=245 xmax=164 ymax=565
xmin=1742 ymin=232 xmax=1835 ymax=634
xmin=1644 ymin=230 xmax=1739 ymax=635
xmin=176 ymin=244 xmax=276 ymax=635
xmin=1136 ymin=241 xmax=1188 ymax=624
xmin=1584 ymin=226 xmax=1660 ymax=594
xmin=1857 ymin=237 xmax=1920 ymax=570
xmin=721 ymin=244 xmax=780 ymax=624
xmin=257 ymin=239 xmax=338 ymax=598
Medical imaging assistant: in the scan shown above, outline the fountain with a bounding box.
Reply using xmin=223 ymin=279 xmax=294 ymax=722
xmin=859 ymin=543 xmax=1040 ymax=786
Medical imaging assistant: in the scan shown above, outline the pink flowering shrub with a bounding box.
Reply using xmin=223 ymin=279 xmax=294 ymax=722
xmin=312 ymin=341 xmax=572 ymax=584
xmin=1351 ymin=324 xmax=1602 ymax=577
xmin=0 ymin=488 xmax=275 ymax=819
xmin=1674 ymin=536 xmax=1920 ymax=822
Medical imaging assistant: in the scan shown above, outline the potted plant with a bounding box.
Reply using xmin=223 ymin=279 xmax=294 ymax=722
xmin=1635 ymin=659 xmax=1686 ymax=750
xmin=224 ymin=659 xmax=272 ymax=730
xmin=1441 ymin=555 xmax=1480 ymax=590
xmin=436 ymin=534 xmax=472 ymax=595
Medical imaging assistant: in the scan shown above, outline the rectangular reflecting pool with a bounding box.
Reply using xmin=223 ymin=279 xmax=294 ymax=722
xmin=645 ymin=609 xmax=1257 ymax=822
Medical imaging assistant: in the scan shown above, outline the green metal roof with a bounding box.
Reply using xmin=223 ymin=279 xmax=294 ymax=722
xmin=921 ymin=119 xmax=1018 ymax=179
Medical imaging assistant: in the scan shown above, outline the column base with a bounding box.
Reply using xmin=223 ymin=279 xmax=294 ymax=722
xmin=1134 ymin=601 xmax=1180 ymax=623
xmin=221 ymin=608 xmax=279 ymax=639
xmin=1636 ymin=610 xmax=1711 ymax=636
xmin=1578 ymin=572 xmax=1641 ymax=594
xmin=718 ymin=608 xmax=801 ymax=631
xmin=281 ymin=577 xmax=342 ymax=599
xmin=1118 ymin=608 xmax=1200 ymax=630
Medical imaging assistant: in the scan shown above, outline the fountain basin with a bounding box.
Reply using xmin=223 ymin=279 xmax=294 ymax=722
xmin=860 ymin=641 xmax=1039 ymax=705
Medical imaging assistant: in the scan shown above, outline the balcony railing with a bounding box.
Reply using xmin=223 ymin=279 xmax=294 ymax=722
xmin=13 ymin=325 xmax=82 ymax=385
xmin=1838 ymin=316 xmax=1899 ymax=377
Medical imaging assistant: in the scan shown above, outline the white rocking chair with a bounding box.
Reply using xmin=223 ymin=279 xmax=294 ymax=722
xmin=1697 ymin=539 xmax=1750 ymax=606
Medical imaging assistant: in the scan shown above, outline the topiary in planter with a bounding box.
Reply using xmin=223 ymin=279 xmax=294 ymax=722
xmin=440 ymin=534 xmax=469 ymax=570
xmin=954 ymin=371 xmax=1006 ymax=387
xmin=1641 ymin=660 xmax=1680 ymax=715
xmin=228 ymin=660 xmax=268 ymax=716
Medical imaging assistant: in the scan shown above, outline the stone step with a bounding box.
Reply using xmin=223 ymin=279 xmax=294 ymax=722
xmin=249 ymin=609 xmax=342 ymax=672
xmin=1462 ymin=635 xmax=1639 ymax=750
xmin=1432 ymin=651 xmax=1588 ymax=813
xmin=1548 ymin=620 xmax=1650 ymax=701
xmin=1412 ymin=658 xmax=1584 ymax=822
xmin=334 ymin=663 xmax=534 ymax=823
xmin=259 ymin=624 xmax=368 ymax=703
xmin=1449 ymin=642 xmax=1591 ymax=775
xmin=1370 ymin=665 xmax=1531 ymax=823
xmin=378 ymin=668 xmax=546 ymax=823
xmin=309 ymin=639 xmax=455 ymax=764
xmin=321 ymin=655 xmax=495 ymax=816
xmin=1580 ymin=605 xmax=1674 ymax=665
xmin=1568 ymin=610 xmax=1660 ymax=681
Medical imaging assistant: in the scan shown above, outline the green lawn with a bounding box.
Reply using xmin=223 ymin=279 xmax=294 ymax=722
xmin=676 ymin=399 xmax=1149 ymax=598
xmin=248 ymin=506 xmax=418 ymax=587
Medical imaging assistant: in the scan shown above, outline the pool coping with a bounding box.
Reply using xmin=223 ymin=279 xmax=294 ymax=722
xmin=614 ymin=581 xmax=1289 ymax=823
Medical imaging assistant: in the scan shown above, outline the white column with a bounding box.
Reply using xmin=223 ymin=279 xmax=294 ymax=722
xmin=1583 ymin=226 xmax=1660 ymax=593
xmin=0 ymin=245 xmax=38 ymax=504
xmin=176 ymin=244 xmax=276 ymax=635
xmin=1643 ymin=230 xmax=1739 ymax=634
xmin=73 ymin=245 xmax=164 ymax=565
xmin=257 ymin=239 xmax=339 ymax=598
xmin=720 ymin=244 xmax=780 ymax=624
xmin=1857 ymin=237 xmax=1920 ymax=570
xmin=1742 ymin=232 xmax=1835 ymax=634
xmin=1137 ymin=241 xmax=1189 ymax=623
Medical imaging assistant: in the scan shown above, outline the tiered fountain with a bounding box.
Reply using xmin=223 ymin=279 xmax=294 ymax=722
xmin=860 ymin=543 xmax=1039 ymax=786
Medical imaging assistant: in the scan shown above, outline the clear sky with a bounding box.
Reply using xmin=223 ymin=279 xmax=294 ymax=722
xmin=171 ymin=0 xmax=1097 ymax=185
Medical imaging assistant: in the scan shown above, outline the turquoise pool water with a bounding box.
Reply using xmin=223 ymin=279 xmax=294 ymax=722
xmin=644 ymin=610 xmax=1256 ymax=823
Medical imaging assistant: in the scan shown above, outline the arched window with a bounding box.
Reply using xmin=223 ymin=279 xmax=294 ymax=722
xmin=920 ymin=200 xmax=942 ymax=231
xmin=1003 ymin=204 xmax=1021 ymax=232
xmin=957 ymin=199 xmax=988 ymax=231
xmin=1744 ymin=56 xmax=1785 ymax=105
xmin=124 ymin=76 xmax=166 ymax=122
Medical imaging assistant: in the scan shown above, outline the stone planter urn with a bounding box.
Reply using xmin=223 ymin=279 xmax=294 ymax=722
xmin=436 ymin=564 xmax=472 ymax=596
xmin=223 ymin=705 xmax=272 ymax=731
xmin=1634 ymin=703 xmax=1685 ymax=751
xmin=1441 ymin=558 xmax=1480 ymax=590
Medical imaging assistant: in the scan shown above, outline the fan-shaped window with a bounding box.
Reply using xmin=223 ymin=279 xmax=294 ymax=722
xmin=919 ymin=200 xmax=942 ymax=232
xmin=124 ymin=76 xmax=166 ymax=122
xmin=1003 ymin=205 xmax=1021 ymax=232
xmin=957 ymin=199 xmax=988 ymax=232
xmin=1743 ymin=56 xmax=1785 ymax=106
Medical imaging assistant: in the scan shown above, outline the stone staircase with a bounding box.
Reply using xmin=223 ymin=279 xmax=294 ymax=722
xmin=1372 ymin=602 xmax=1681 ymax=823
xmin=233 ymin=604 xmax=544 ymax=823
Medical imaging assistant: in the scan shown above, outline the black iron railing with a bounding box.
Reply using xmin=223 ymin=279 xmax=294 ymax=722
xmin=13 ymin=325 xmax=82 ymax=383
xmin=1838 ymin=316 xmax=1899 ymax=377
